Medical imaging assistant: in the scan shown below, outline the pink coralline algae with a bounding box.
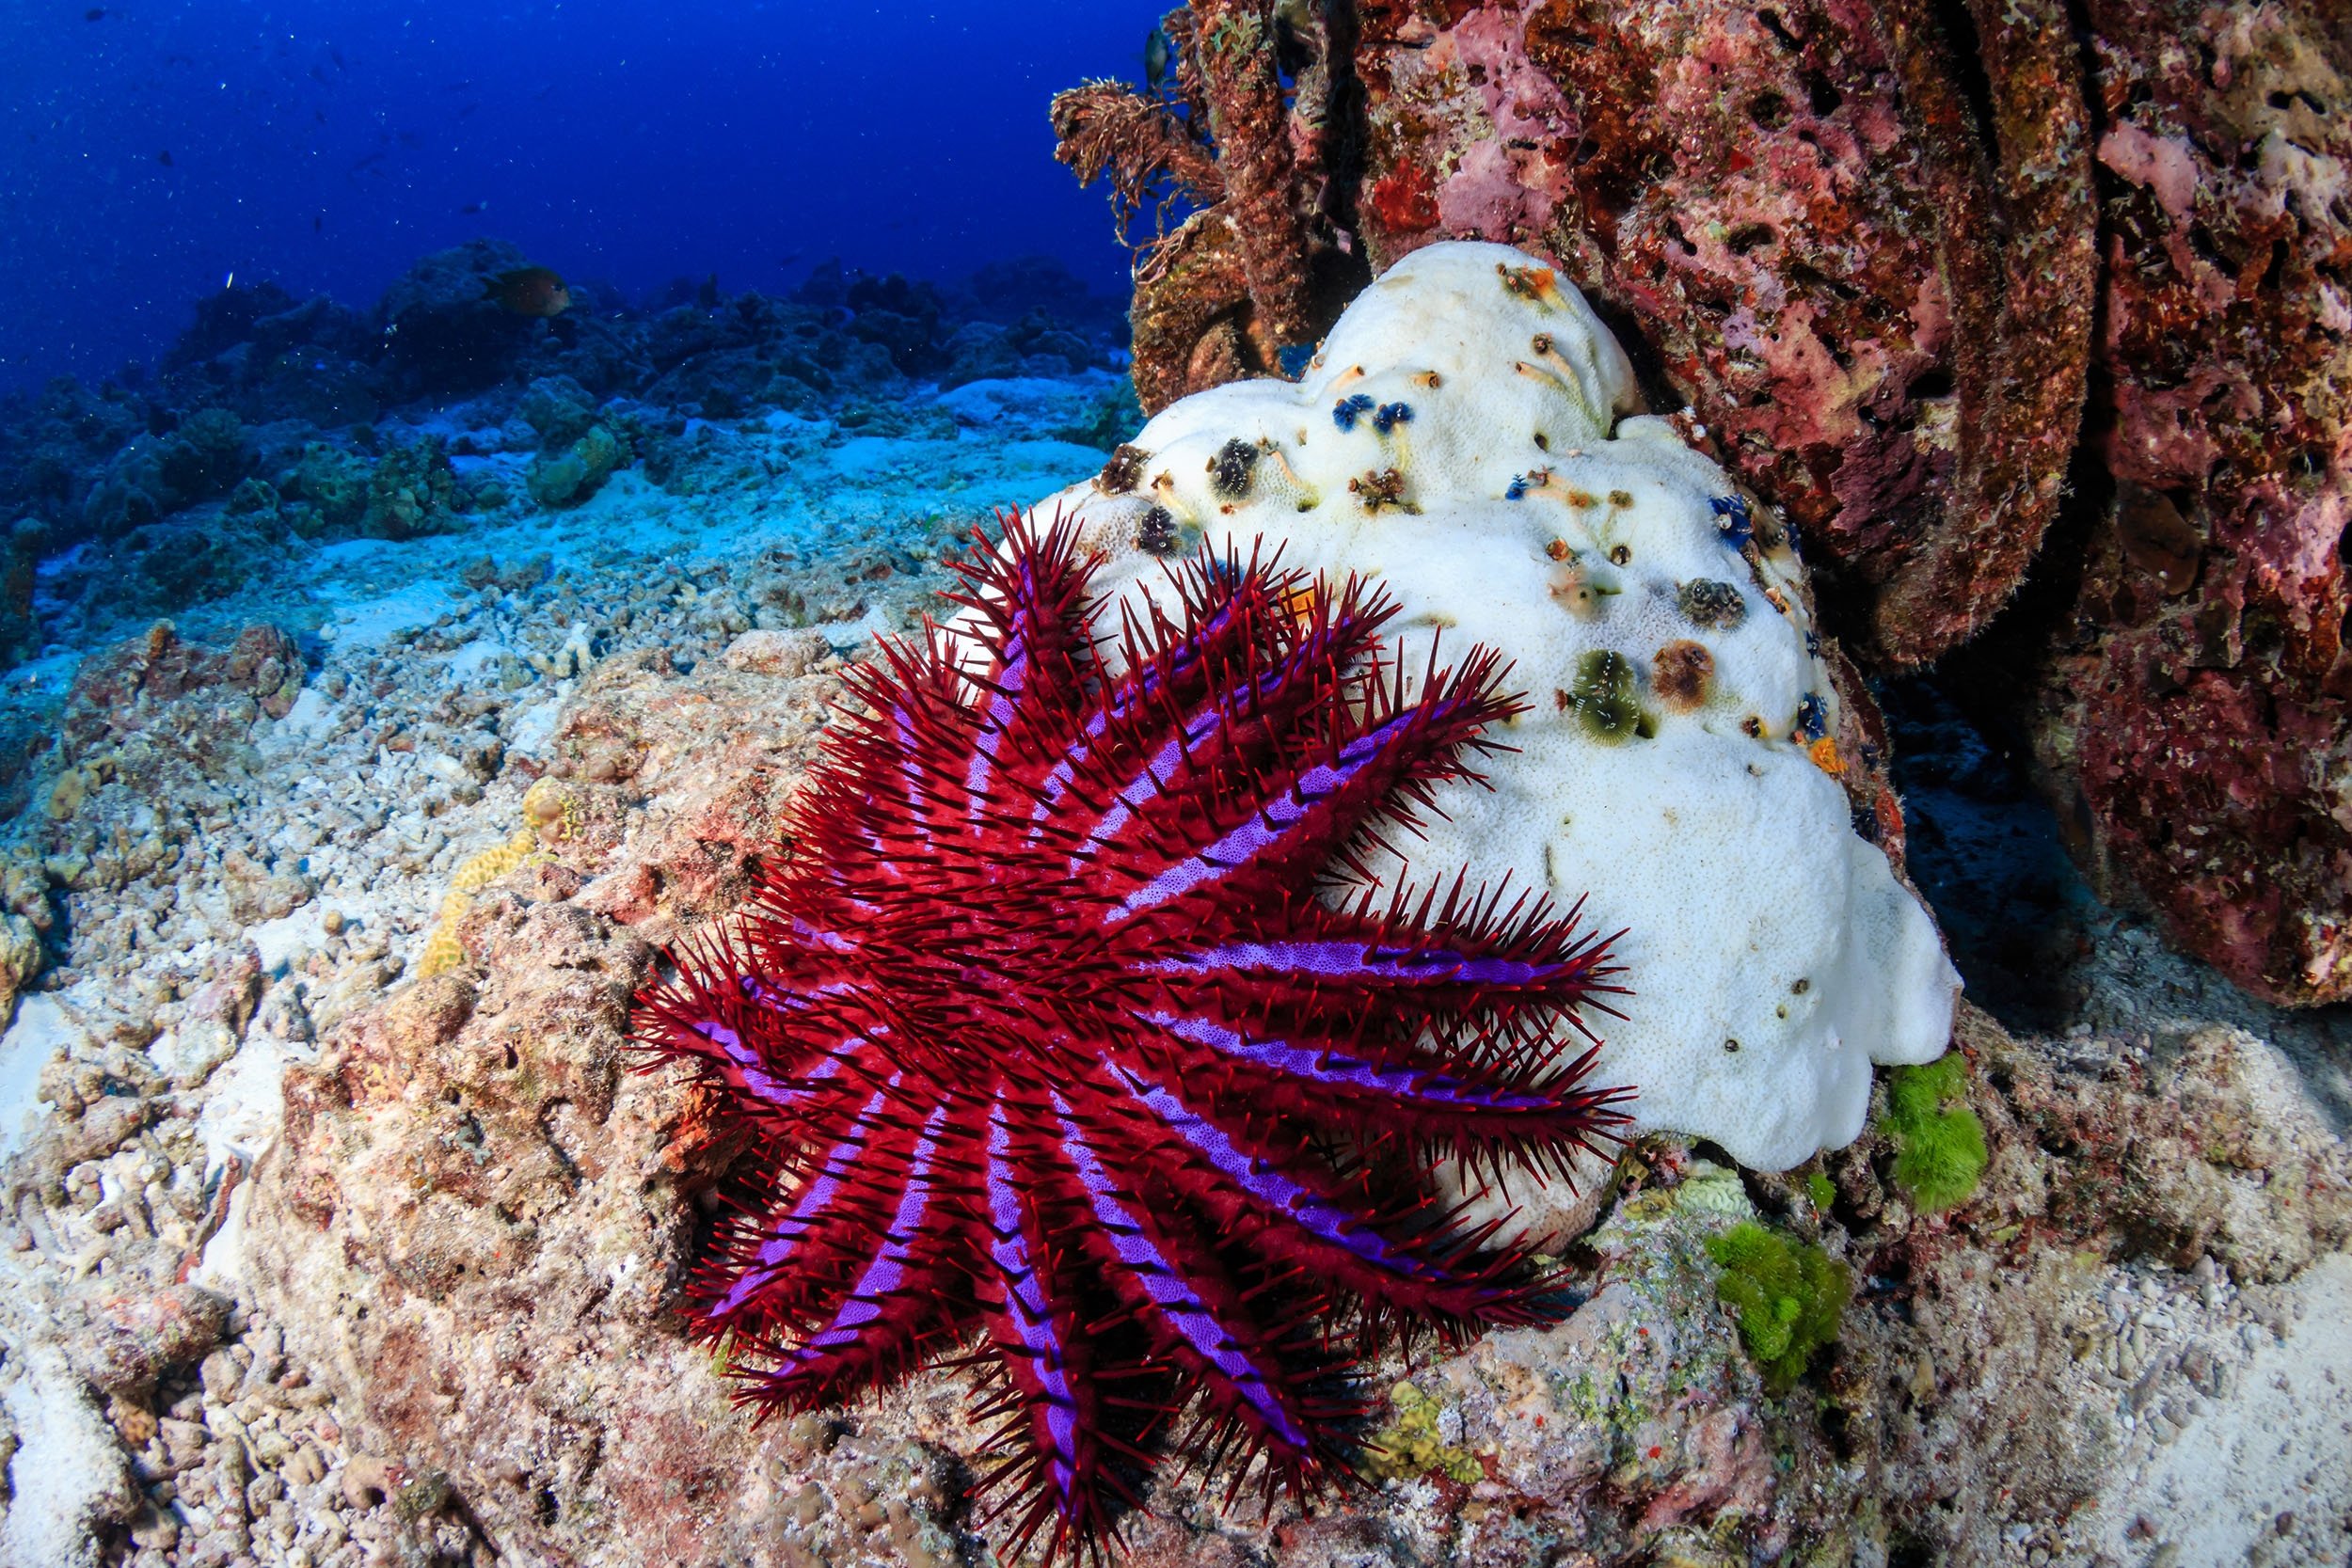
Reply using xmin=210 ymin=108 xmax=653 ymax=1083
xmin=632 ymin=516 xmax=1628 ymax=1558
xmin=2016 ymin=0 xmax=2352 ymax=1006
xmin=1057 ymin=0 xmax=2352 ymax=1005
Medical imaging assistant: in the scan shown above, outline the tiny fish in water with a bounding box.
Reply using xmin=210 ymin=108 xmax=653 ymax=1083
xmin=85 ymin=8 xmax=105 ymax=20
xmin=1144 ymin=24 xmax=1171 ymax=91
xmin=458 ymin=200 xmax=486 ymax=214
xmin=155 ymin=150 xmax=172 ymax=166
xmin=485 ymin=266 xmax=571 ymax=318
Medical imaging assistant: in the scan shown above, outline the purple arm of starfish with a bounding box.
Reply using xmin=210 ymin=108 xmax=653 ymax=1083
xmin=786 ymin=917 xmax=857 ymax=956
xmin=1109 ymin=1068 xmax=1438 ymax=1281
xmin=1080 ymin=605 xmax=1374 ymax=863
xmin=1025 ymin=584 xmax=1263 ymax=840
xmin=708 ymin=1079 xmax=899 ymax=1319
xmin=673 ymin=982 xmax=866 ymax=1114
xmin=985 ymin=1101 xmax=1083 ymax=1506
xmin=1136 ymin=1009 xmax=1556 ymax=1115
xmin=853 ymin=660 xmax=941 ymax=850
xmin=1143 ymin=938 xmax=1578 ymax=990
xmin=964 ymin=559 xmax=1036 ymax=818
xmin=677 ymin=1015 xmax=804 ymax=1108
xmin=1066 ymin=591 xmax=1371 ymax=877
xmin=1050 ymin=1094 xmax=1312 ymax=1452
xmin=1113 ymin=709 xmax=1421 ymax=918
xmin=781 ymin=1099 xmax=954 ymax=1366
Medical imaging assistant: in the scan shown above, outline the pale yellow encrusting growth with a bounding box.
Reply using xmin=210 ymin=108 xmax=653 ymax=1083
xmin=415 ymin=778 xmax=579 ymax=978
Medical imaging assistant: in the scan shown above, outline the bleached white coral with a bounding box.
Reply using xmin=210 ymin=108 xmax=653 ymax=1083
xmin=1027 ymin=242 xmax=1959 ymax=1209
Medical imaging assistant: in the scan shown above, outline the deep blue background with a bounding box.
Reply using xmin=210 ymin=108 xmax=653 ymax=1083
xmin=0 ymin=1 xmax=1162 ymax=390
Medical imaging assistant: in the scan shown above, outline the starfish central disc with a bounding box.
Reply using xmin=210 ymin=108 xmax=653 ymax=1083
xmin=634 ymin=512 xmax=1632 ymax=1562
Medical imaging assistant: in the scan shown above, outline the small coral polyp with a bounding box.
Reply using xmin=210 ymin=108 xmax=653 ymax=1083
xmin=635 ymin=516 xmax=1629 ymax=1559
xmin=1039 ymin=241 xmax=1961 ymax=1196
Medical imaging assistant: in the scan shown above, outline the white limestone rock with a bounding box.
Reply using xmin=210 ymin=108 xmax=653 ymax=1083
xmin=1026 ymin=242 xmax=1960 ymax=1227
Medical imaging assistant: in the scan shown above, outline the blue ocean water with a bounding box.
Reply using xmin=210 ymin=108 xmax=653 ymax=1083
xmin=0 ymin=1 xmax=1161 ymax=388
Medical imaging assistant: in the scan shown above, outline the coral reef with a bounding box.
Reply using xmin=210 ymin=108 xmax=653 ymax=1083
xmin=0 ymin=244 xmax=1124 ymax=675
xmin=1187 ymin=0 xmax=1314 ymax=343
xmin=1515 ymin=0 xmax=2098 ymax=667
xmin=163 ymin=281 xmax=379 ymax=428
xmin=516 ymin=373 xmax=598 ymax=451
xmin=524 ymin=423 xmax=627 ymax=510
xmin=0 ymin=462 xmax=2336 ymax=1564
xmin=2006 ymin=0 xmax=2352 ymax=1006
xmin=1126 ymin=211 xmax=1280 ymax=414
xmin=1054 ymin=3 xmax=1367 ymax=414
xmin=230 ymin=636 xmax=880 ymax=1568
xmin=374 ymin=240 xmax=552 ymax=397
xmin=1060 ymin=0 xmax=2352 ymax=1005
xmin=82 ymin=409 xmax=257 ymax=539
xmin=1072 ymin=0 xmax=2098 ymax=652
xmin=0 ymin=63 xmax=2343 ymax=1561
xmin=0 ymin=854 xmax=51 ymax=1027
xmin=360 ymin=436 xmax=461 ymax=541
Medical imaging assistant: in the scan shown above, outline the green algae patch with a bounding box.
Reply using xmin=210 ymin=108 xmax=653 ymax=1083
xmin=1883 ymin=1054 xmax=1988 ymax=1213
xmin=1804 ymin=1169 xmax=1836 ymax=1213
xmin=1704 ymin=1221 xmax=1850 ymax=1392
xmin=1363 ymin=1381 xmax=1485 ymax=1485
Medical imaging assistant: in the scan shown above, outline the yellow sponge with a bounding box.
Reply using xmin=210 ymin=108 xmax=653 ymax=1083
xmin=414 ymin=780 xmax=580 ymax=978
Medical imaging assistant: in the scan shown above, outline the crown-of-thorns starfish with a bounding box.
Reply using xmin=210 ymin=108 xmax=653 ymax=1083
xmin=633 ymin=511 xmax=1631 ymax=1560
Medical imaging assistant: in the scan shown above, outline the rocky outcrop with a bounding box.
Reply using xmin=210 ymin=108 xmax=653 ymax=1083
xmin=240 ymin=655 xmax=860 ymax=1567
xmin=1057 ymin=0 xmax=2352 ymax=1005
xmin=2013 ymin=0 xmax=2352 ymax=1006
xmin=231 ymin=641 xmax=2351 ymax=1565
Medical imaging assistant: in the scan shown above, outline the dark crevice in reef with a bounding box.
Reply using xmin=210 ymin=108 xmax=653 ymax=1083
xmin=1880 ymin=675 xmax=2098 ymax=1037
xmin=1926 ymin=0 xmax=2002 ymax=166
